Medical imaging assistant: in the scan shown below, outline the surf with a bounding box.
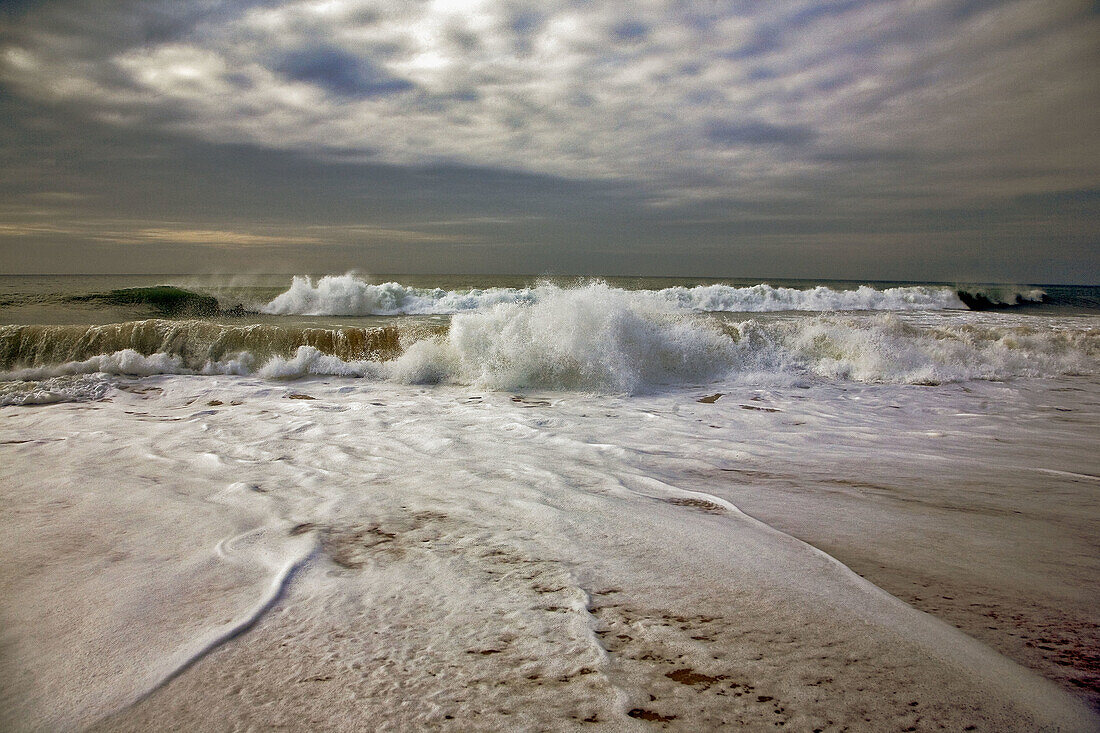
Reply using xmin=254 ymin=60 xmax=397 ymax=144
xmin=2 ymin=284 xmax=1096 ymax=397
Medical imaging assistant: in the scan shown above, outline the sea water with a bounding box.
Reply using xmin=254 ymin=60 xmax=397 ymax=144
xmin=1 ymin=274 xmax=1097 ymax=730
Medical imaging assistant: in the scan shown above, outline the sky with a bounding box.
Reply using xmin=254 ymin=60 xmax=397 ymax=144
xmin=0 ymin=0 xmax=1097 ymax=282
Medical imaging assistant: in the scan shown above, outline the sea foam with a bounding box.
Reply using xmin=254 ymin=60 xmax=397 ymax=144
xmin=0 ymin=374 xmax=112 ymax=406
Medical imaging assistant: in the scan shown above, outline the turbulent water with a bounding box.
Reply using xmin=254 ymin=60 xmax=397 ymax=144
xmin=0 ymin=274 xmax=1097 ymax=403
xmin=3 ymin=273 xmax=1099 ymax=730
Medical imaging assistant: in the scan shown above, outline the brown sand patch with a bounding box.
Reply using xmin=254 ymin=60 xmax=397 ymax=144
xmin=665 ymin=668 xmax=726 ymax=686
xmin=511 ymin=395 xmax=552 ymax=407
xmin=115 ymin=385 xmax=163 ymax=396
xmin=628 ymin=708 xmax=676 ymax=722
xmin=324 ymin=526 xmax=398 ymax=569
xmin=664 ymin=497 xmax=725 ymax=514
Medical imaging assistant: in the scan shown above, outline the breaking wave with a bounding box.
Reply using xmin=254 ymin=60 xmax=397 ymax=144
xmin=2 ymin=284 xmax=1096 ymax=396
xmin=262 ymin=275 xmax=537 ymax=315
xmin=260 ymin=274 xmax=967 ymax=316
xmin=0 ymin=320 xmax=420 ymax=374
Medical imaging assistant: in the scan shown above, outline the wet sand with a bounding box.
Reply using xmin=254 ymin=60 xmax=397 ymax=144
xmin=697 ymin=377 xmax=1100 ymax=713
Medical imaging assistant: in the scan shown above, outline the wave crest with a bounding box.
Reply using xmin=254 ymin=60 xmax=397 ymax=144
xmin=261 ymin=275 xmax=538 ymax=316
xmin=259 ymin=274 xmax=966 ymax=316
xmin=659 ymin=282 xmax=964 ymax=313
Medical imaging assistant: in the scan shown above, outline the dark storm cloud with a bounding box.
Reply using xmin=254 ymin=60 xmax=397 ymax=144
xmin=705 ymin=121 xmax=818 ymax=147
xmin=273 ymin=46 xmax=415 ymax=97
xmin=610 ymin=20 xmax=650 ymax=43
xmin=0 ymin=0 xmax=1097 ymax=281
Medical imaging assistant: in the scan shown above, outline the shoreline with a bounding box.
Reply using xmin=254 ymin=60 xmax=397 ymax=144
xmin=720 ymin=499 xmax=1100 ymax=712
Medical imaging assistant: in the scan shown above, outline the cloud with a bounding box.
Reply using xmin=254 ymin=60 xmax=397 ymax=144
xmin=609 ymin=20 xmax=650 ymax=42
xmin=705 ymin=121 xmax=818 ymax=147
xmin=111 ymin=228 xmax=321 ymax=247
xmin=1 ymin=0 xmax=1096 ymax=207
xmin=0 ymin=0 xmax=1097 ymax=280
xmin=0 ymin=217 xmax=322 ymax=248
xmin=272 ymin=45 xmax=415 ymax=98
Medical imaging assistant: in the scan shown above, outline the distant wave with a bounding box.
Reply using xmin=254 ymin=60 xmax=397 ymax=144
xmin=3 ymin=284 xmax=1095 ymax=397
xmin=954 ymin=285 xmax=1047 ymax=310
xmin=71 ymin=286 xmax=250 ymax=317
xmin=260 ymin=274 xmax=967 ymax=316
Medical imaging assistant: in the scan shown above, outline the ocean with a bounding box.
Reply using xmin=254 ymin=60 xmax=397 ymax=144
xmin=1 ymin=273 xmax=1098 ymax=730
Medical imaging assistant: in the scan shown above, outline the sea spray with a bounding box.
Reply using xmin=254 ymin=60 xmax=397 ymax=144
xmin=387 ymin=283 xmax=735 ymax=391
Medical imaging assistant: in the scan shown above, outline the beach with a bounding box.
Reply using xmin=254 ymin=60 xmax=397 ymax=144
xmin=1 ymin=275 xmax=1098 ymax=730
xmin=4 ymin=0 xmax=1098 ymax=727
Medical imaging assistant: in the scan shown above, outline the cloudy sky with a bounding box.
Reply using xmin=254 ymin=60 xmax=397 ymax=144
xmin=1 ymin=0 xmax=1097 ymax=281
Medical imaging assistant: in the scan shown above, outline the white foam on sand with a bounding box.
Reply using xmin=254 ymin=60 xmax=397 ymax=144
xmin=0 ymin=373 xmax=111 ymax=405
xmin=1 ymin=373 xmax=1097 ymax=731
